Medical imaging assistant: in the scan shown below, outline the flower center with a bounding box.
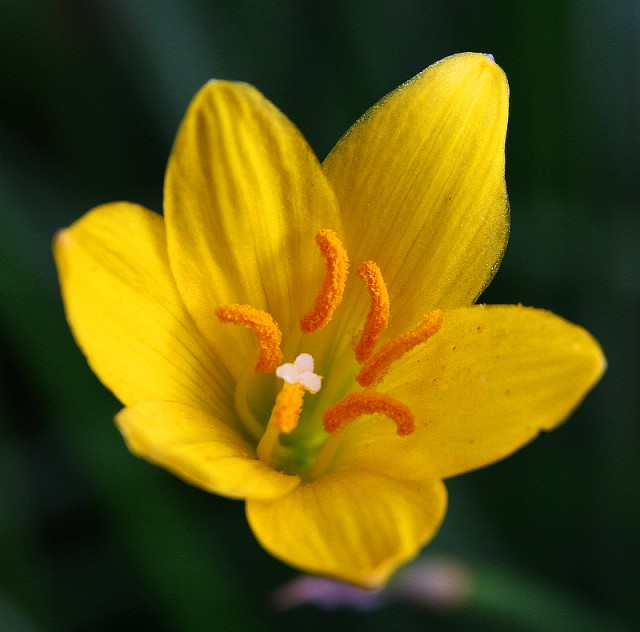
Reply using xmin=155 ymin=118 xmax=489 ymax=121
xmin=215 ymin=229 xmax=442 ymax=477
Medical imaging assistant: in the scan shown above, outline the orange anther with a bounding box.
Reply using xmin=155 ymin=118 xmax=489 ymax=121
xmin=323 ymin=391 xmax=415 ymax=436
xmin=215 ymin=304 xmax=282 ymax=372
xmin=272 ymin=382 xmax=305 ymax=434
xmin=354 ymin=261 xmax=390 ymax=363
xmin=356 ymin=310 xmax=443 ymax=387
xmin=300 ymin=229 xmax=349 ymax=333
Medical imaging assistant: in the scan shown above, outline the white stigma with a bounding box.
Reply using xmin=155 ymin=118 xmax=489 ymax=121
xmin=275 ymin=353 xmax=322 ymax=394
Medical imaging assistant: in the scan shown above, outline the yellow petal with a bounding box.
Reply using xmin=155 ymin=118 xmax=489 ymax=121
xmin=381 ymin=305 xmax=606 ymax=478
xmin=323 ymin=53 xmax=509 ymax=336
xmin=117 ymin=401 xmax=300 ymax=500
xmin=54 ymin=203 xmax=233 ymax=417
xmin=318 ymin=412 xmax=440 ymax=482
xmin=164 ymin=81 xmax=342 ymax=377
xmin=246 ymin=467 xmax=447 ymax=589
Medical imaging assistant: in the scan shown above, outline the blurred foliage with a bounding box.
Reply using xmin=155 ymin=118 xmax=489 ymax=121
xmin=1 ymin=1 xmax=638 ymax=630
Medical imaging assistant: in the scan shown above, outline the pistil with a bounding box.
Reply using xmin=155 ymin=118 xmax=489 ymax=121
xmin=257 ymin=353 xmax=323 ymax=468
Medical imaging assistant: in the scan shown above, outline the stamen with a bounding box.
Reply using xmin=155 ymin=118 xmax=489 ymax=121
xmin=300 ymin=229 xmax=349 ymax=333
xmin=354 ymin=261 xmax=390 ymax=363
xmin=323 ymin=392 xmax=415 ymax=436
xmin=272 ymin=383 xmax=305 ymax=434
xmin=215 ymin=304 xmax=282 ymax=372
xmin=356 ymin=310 xmax=443 ymax=387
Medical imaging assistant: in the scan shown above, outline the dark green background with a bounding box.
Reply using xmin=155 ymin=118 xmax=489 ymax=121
xmin=1 ymin=1 xmax=638 ymax=630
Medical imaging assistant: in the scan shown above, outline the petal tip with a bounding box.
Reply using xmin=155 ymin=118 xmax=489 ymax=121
xmin=442 ymin=51 xmax=509 ymax=91
xmin=53 ymin=228 xmax=71 ymax=250
xmin=590 ymin=336 xmax=608 ymax=382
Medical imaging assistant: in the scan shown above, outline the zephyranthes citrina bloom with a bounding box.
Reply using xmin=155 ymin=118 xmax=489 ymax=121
xmin=54 ymin=53 xmax=605 ymax=588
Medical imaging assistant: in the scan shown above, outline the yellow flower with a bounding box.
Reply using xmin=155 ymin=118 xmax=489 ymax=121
xmin=53 ymin=53 xmax=605 ymax=589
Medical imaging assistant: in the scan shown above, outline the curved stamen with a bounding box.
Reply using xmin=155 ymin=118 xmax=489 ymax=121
xmin=354 ymin=261 xmax=390 ymax=363
xmin=300 ymin=229 xmax=349 ymax=333
xmin=356 ymin=310 xmax=443 ymax=387
xmin=215 ymin=304 xmax=282 ymax=372
xmin=323 ymin=391 xmax=415 ymax=436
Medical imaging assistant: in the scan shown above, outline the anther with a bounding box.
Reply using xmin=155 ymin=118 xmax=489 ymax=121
xmin=215 ymin=304 xmax=282 ymax=372
xmin=272 ymin=383 xmax=305 ymax=434
xmin=354 ymin=261 xmax=390 ymax=363
xmin=300 ymin=229 xmax=349 ymax=333
xmin=356 ymin=310 xmax=443 ymax=387
xmin=323 ymin=392 xmax=415 ymax=436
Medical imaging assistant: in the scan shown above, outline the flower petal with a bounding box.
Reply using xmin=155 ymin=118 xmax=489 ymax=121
xmin=246 ymin=467 xmax=447 ymax=588
xmin=54 ymin=203 xmax=233 ymax=417
xmin=318 ymin=413 xmax=441 ymax=482
xmin=381 ymin=304 xmax=606 ymax=478
xmin=164 ymin=81 xmax=342 ymax=377
xmin=323 ymin=53 xmax=509 ymax=335
xmin=117 ymin=401 xmax=300 ymax=500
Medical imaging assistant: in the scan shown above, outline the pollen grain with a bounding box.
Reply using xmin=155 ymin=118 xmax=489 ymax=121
xmin=215 ymin=304 xmax=283 ymax=372
xmin=300 ymin=229 xmax=349 ymax=333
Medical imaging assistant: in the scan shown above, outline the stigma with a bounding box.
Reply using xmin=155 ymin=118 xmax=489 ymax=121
xmin=270 ymin=353 xmax=322 ymax=435
xmin=276 ymin=353 xmax=322 ymax=394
